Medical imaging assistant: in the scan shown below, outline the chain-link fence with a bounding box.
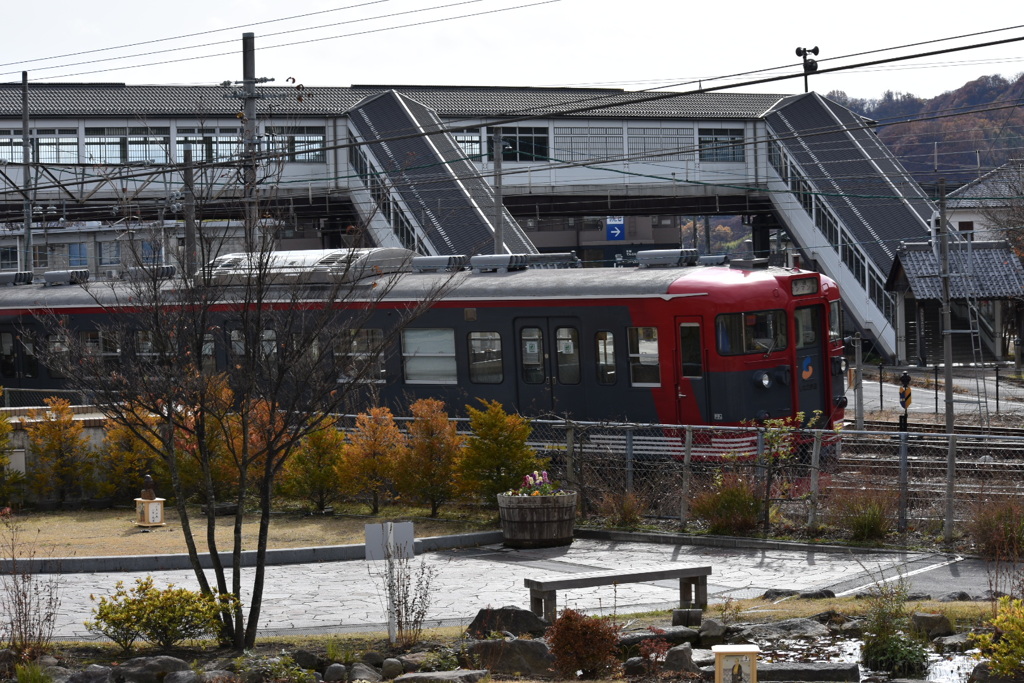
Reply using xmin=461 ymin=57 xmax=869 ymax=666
xmin=858 ymin=363 xmax=1024 ymax=421
xmin=368 ymin=414 xmax=1024 ymax=542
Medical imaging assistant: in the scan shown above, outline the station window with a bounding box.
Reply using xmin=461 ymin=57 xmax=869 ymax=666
xmin=627 ymin=327 xmax=660 ymax=386
xmin=339 ymin=329 xmax=386 ymax=382
xmin=595 ymin=331 xmax=615 ymax=385
xmin=716 ymin=310 xmax=787 ymax=355
xmin=555 ymin=327 xmax=580 ymax=384
xmin=402 ymin=328 xmax=456 ymax=384
xmin=698 ymin=128 xmax=745 ymax=162
xmin=468 ymin=331 xmax=502 ymax=384
xmin=69 ymin=243 xmax=88 ymax=268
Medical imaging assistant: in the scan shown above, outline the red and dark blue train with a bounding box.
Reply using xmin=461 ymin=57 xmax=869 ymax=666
xmin=0 ymin=248 xmax=846 ymax=428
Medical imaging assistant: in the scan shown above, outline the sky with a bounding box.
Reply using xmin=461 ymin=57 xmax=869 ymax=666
xmin=2 ymin=0 xmax=1023 ymax=101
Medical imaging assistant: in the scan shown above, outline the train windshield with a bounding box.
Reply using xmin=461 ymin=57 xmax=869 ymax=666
xmin=715 ymin=310 xmax=787 ymax=356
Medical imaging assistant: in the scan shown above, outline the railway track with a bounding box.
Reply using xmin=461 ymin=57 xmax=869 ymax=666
xmin=852 ymin=419 xmax=1024 ymax=437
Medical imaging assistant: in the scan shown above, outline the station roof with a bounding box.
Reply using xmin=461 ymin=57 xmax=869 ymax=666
xmin=885 ymin=240 xmax=1024 ymax=301
xmin=0 ymin=82 xmax=787 ymax=120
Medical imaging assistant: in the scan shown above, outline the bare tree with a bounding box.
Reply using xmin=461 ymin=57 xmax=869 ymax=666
xmin=36 ymin=185 xmax=454 ymax=647
xmin=978 ymin=161 xmax=1024 ymax=255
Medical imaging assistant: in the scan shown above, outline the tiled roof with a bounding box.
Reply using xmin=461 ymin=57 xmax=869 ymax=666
xmin=888 ymin=241 xmax=1024 ymax=300
xmin=0 ymin=82 xmax=786 ymax=120
xmin=947 ymin=160 xmax=1024 ymax=210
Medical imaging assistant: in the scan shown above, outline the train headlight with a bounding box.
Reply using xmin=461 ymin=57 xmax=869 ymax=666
xmin=754 ymin=371 xmax=772 ymax=389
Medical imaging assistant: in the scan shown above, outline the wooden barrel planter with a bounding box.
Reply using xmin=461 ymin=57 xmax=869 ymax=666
xmin=497 ymin=492 xmax=578 ymax=549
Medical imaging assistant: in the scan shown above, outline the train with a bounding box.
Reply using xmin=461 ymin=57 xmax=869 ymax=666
xmin=0 ymin=247 xmax=846 ymax=429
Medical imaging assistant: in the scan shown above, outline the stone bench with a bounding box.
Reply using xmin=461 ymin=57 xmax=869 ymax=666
xmin=524 ymin=565 xmax=712 ymax=622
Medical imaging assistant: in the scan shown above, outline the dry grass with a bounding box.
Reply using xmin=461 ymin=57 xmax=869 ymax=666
xmin=17 ymin=507 xmax=497 ymax=558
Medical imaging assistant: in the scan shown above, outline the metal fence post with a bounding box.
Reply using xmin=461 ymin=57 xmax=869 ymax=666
xmin=944 ymin=433 xmax=957 ymax=543
xmin=625 ymin=427 xmax=634 ymax=492
xmin=565 ymin=423 xmax=577 ymax=494
xmin=995 ymin=366 xmax=1000 ymax=413
xmin=898 ymin=431 xmax=909 ymax=532
xmin=680 ymin=426 xmax=693 ymax=529
xmin=879 ymin=363 xmax=884 ymax=410
xmin=935 ymin=365 xmax=940 ymax=414
xmin=808 ymin=430 xmax=822 ymax=528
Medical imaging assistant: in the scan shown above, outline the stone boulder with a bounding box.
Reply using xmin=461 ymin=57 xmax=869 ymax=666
xmin=164 ymin=672 xmax=200 ymax=683
xmin=111 ymin=657 xmax=193 ymax=683
xmin=911 ymin=612 xmax=955 ymax=639
xmin=323 ymin=664 xmax=347 ymax=682
xmin=67 ymin=664 xmax=113 ymax=683
xmin=381 ymin=658 xmax=404 ymax=679
xmin=394 ymin=671 xmax=489 ymax=683
xmin=731 ymin=618 xmax=830 ymax=642
xmin=349 ymin=662 xmax=383 ymax=682
xmin=465 ymin=606 xmax=547 ymax=638
xmin=663 ymin=643 xmax=701 ymax=674
xmin=618 ymin=625 xmax=698 ymax=649
xmin=466 ymin=638 xmax=553 ymax=676
xmin=698 ymin=618 xmax=727 ymax=647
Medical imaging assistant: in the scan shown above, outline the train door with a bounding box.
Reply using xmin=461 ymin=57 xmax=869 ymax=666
xmin=0 ymin=331 xmax=36 ymax=389
xmin=513 ymin=317 xmax=587 ymax=416
xmin=794 ymin=305 xmax=826 ymax=422
xmin=675 ymin=318 xmax=708 ymax=424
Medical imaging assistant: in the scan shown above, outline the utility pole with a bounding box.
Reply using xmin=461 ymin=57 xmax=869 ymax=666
xmin=21 ymin=72 xmax=32 ymax=274
xmin=241 ymin=33 xmax=258 ymax=252
xmin=939 ymin=178 xmax=954 ymax=435
xmin=492 ymin=127 xmax=504 ymax=255
xmin=182 ymin=143 xmax=197 ymax=277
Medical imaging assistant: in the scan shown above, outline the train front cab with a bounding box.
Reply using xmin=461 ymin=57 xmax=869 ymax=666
xmin=669 ymin=270 xmax=844 ymax=432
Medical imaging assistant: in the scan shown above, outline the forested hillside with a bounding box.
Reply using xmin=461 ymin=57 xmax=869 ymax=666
xmin=827 ymin=73 xmax=1024 ymax=189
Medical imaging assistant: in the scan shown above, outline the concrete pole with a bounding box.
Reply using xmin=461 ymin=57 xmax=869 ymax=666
xmin=492 ymin=127 xmax=503 ymax=255
xmin=242 ymin=33 xmax=258 ymax=252
xmin=183 ymin=144 xmax=197 ymax=277
xmin=21 ymin=72 xmax=32 ymax=274
xmin=940 ymin=179 xmax=954 ymax=435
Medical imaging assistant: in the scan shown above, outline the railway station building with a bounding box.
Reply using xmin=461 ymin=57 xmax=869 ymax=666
xmin=0 ymin=81 xmax=988 ymax=362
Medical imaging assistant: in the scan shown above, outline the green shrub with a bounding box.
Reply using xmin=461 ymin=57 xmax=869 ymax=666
xmin=860 ymin=576 xmax=927 ymax=676
xmin=233 ymin=654 xmax=317 ymax=683
xmin=545 ymin=608 xmax=621 ymax=679
xmin=968 ymin=496 xmax=1024 ymax=560
xmin=14 ymin=663 xmax=51 ymax=683
xmin=827 ymin=485 xmax=897 ymax=542
xmin=86 ymin=576 xmax=234 ymax=651
xmin=689 ymin=472 xmax=762 ymax=535
xmin=972 ymin=596 xmax=1024 ymax=677
xmin=458 ymin=399 xmax=545 ymax=503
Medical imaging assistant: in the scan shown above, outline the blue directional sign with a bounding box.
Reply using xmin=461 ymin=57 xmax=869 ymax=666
xmin=606 ymin=216 xmax=625 ymax=241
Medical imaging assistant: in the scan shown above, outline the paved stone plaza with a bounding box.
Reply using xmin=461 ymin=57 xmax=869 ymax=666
xmin=49 ymin=536 xmax=971 ymax=639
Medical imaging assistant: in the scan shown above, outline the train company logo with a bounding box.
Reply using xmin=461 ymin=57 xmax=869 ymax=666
xmin=801 ymin=356 xmax=814 ymax=380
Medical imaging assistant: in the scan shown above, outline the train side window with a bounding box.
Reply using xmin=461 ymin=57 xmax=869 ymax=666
xmin=595 ymin=331 xmax=615 ymax=385
xmin=202 ymin=333 xmax=217 ymax=374
xmin=468 ymin=331 xmax=502 ymax=384
xmin=260 ymin=329 xmax=277 ymax=359
xmin=795 ymin=306 xmax=820 ymax=348
xmin=520 ymin=327 xmax=545 ymax=384
xmin=229 ymin=329 xmax=245 ymax=356
xmin=402 ymin=328 xmax=457 ymax=384
xmin=829 ymin=301 xmax=842 ymax=343
xmin=0 ymin=333 xmax=15 ymax=378
xmin=83 ymin=330 xmax=120 ymax=366
xmin=22 ymin=339 xmax=37 ymax=378
xmin=716 ymin=310 xmax=787 ymax=355
xmin=338 ymin=329 xmax=386 ymax=383
xmin=679 ymin=323 xmax=702 ymax=378
xmin=555 ymin=327 xmax=580 ymax=385
xmin=627 ymin=326 xmax=660 ymax=386
xmin=47 ymin=334 xmax=70 ymax=379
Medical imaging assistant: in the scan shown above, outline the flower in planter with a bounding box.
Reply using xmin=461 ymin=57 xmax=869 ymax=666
xmin=504 ymin=470 xmax=571 ymax=496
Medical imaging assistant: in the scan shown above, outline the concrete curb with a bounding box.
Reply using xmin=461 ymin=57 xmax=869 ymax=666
xmin=11 ymin=530 xmax=505 ymax=574
xmin=17 ymin=526 xmax=932 ymax=575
